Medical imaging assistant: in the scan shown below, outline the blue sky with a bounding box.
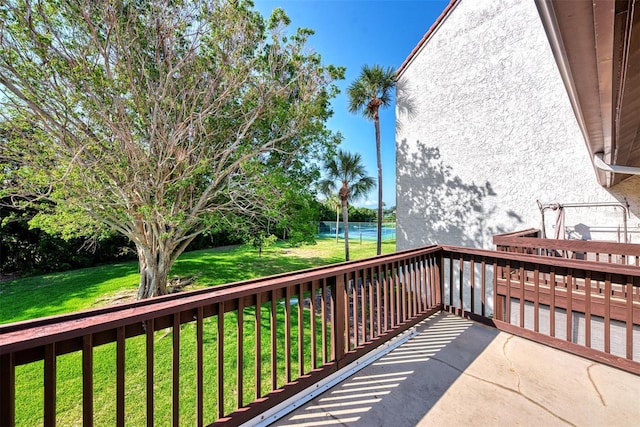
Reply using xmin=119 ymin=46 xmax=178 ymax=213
xmin=253 ymin=0 xmax=449 ymax=208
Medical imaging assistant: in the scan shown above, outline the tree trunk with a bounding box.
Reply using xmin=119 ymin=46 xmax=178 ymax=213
xmin=136 ymin=245 xmax=172 ymax=299
xmin=335 ymin=205 xmax=340 ymax=244
xmin=342 ymin=199 xmax=350 ymax=261
xmin=374 ymin=116 xmax=383 ymax=255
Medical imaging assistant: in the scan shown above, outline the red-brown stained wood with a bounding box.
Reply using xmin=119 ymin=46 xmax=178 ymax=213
xmin=145 ymin=319 xmax=154 ymax=427
xmin=359 ymin=269 xmax=366 ymax=345
xmin=255 ymin=292 xmax=262 ymax=399
xmin=520 ymin=266 xmax=525 ymax=328
xmin=321 ymin=278 xmax=328 ymax=365
xmin=481 ymin=260 xmax=486 ymax=317
xmin=237 ymin=298 xmax=244 ymax=409
xmin=459 ymin=255 xmax=464 ymax=313
xmin=407 ymin=260 xmax=413 ymax=318
xmin=0 ymin=353 xmax=15 ymax=427
xmin=419 ymin=257 xmax=425 ymax=313
xmin=414 ymin=258 xmax=419 ymax=314
xmin=369 ymin=267 xmax=375 ymax=341
xmin=567 ymin=270 xmax=573 ymax=341
xmin=116 ymin=327 xmax=125 ymax=427
xmin=627 ymin=278 xmax=634 ymax=359
xmin=534 ymin=266 xmax=540 ymax=333
xmin=351 ymin=270 xmax=358 ymax=349
xmin=2 ymin=248 xmax=445 ymax=350
xmin=605 ymin=275 xmax=612 ymax=353
xmin=390 ymin=262 xmax=396 ymax=328
xmin=44 ymin=343 xmax=56 ymax=427
xmin=217 ymin=302 xmax=224 ymax=419
xmin=172 ymin=315 xmax=180 ymax=427
xmin=376 ymin=265 xmax=382 ymax=337
xmin=428 ymin=256 xmax=432 ymax=308
xmin=310 ymin=282 xmax=317 ymax=370
xmin=493 ymin=260 xmax=499 ymax=320
xmin=270 ymin=291 xmax=277 ymax=391
xmin=493 ymin=231 xmax=640 ymax=258
xmin=421 ymin=256 xmax=427 ymax=312
xmin=334 ymin=274 xmax=346 ymax=367
xmin=585 ymin=273 xmax=592 ymax=348
xmin=396 ymin=261 xmax=401 ymax=325
xmin=284 ymin=286 xmax=292 ymax=383
xmin=494 ymin=280 xmax=638 ymax=323
xmin=401 ymin=261 xmax=408 ymax=322
xmin=470 ymin=258 xmax=475 ymax=314
xmin=196 ymin=308 xmax=204 ymax=427
xmin=550 ymin=271 xmax=556 ymax=337
xmin=81 ymin=335 xmax=93 ymax=427
xmin=505 ymin=265 xmax=512 ymax=324
xmin=436 ymin=255 xmax=442 ymax=309
xmin=449 ymin=257 xmax=454 ymax=307
xmin=413 ymin=259 xmax=418 ymax=316
xmin=297 ymin=283 xmax=304 ymax=377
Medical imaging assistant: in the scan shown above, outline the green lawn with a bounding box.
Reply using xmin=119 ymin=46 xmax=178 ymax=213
xmin=1 ymin=237 xmax=396 ymax=325
xmin=2 ymin=237 xmax=396 ymax=426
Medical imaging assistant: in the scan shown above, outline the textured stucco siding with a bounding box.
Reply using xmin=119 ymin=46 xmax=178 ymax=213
xmin=395 ymin=0 xmax=640 ymax=251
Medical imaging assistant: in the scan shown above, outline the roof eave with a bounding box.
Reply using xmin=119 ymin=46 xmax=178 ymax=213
xmin=396 ymin=0 xmax=460 ymax=80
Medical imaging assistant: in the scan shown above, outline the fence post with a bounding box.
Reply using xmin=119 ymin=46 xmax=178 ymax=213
xmin=492 ymin=260 xmax=502 ymax=321
xmin=0 ymin=353 xmax=15 ymax=427
xmin=332 ymin=273 xmax=347 ymax=368
xmin=435 ymin=250 xmax=443 ymax=307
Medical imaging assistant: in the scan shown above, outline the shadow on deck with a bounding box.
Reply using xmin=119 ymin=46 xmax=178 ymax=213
xmin=276 ymin=312 xmax=640 ymax=427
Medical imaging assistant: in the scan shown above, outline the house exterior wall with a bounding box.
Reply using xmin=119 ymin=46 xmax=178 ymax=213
xmin=396 ymin=0 xmax=640 ymax=251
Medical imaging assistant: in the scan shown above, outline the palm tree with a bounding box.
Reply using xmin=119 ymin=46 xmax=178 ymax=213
xmin=348 ymin=64 xmax=396 ymax=256
xmin=320 ymin=150 xmax=374 ymax=261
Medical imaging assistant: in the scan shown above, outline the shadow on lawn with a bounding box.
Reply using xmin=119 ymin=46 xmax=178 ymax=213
xmin=0 ymin=262 xmax=139 ymax=324
xmin=1 ymin=244 xmax=342 ymax=325
xmin=173 ymin=246 xmax=336 ymax=287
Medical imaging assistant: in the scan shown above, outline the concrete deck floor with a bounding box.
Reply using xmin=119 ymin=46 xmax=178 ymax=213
xmin=273 ymin=312 xmax=640 ymax=427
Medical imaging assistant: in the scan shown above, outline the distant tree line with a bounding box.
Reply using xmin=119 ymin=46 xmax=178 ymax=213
xmin=317 ymin=203 xmax=395 ymax=223
xmin=1 ymin=195 xmax=327 ymax=276
xmin=0 ymin=203 xmax=236 ymax=275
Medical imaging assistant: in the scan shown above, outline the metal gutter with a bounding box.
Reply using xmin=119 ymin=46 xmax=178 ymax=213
xmin=594 ymin=152 xmax=640 ymax=175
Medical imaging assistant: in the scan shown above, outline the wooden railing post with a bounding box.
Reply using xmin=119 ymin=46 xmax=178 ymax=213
xmin=493 ymin=260 xmax=500 ymax=321
xmin=332 ymin=273 xmax=347 ymax=368
xmin=0 ymin=353 xmax=15 ymax=427
xmin=435 ymin=251 xmax=443 ymax=306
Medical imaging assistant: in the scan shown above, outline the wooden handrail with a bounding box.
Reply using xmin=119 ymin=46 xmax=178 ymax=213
xmin=494 ymin=235 xmax=640 ymax=256
xmin=493 ymin=228 xmax=540 ymax=239
xmin=0 ymin=245 xmax=442 ymax=338
xmin=442 ymin=244 xmax=640 ymax=277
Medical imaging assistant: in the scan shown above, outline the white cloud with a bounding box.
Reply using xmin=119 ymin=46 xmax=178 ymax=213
xmin=363 ymin=199 xmax=377 ymax=207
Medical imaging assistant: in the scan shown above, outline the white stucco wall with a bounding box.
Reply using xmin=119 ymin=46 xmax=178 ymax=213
xmin=395 ymin=0 xmax=640 ymax=250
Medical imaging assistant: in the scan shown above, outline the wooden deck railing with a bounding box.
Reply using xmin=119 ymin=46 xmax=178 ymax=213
xmin=440 ymin=245 xmax=640 ymax=375
xmin=0 ymin=246 xmax=441 ymax=427
xmin=494 ymin=228 xmax=640 ymax=265
xmin=1 ymin=242 xmax=639 ymax=426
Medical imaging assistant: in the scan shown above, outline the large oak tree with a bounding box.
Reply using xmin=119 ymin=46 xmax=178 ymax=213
xmin=0 ymin=0 xmax=343 ymax=298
